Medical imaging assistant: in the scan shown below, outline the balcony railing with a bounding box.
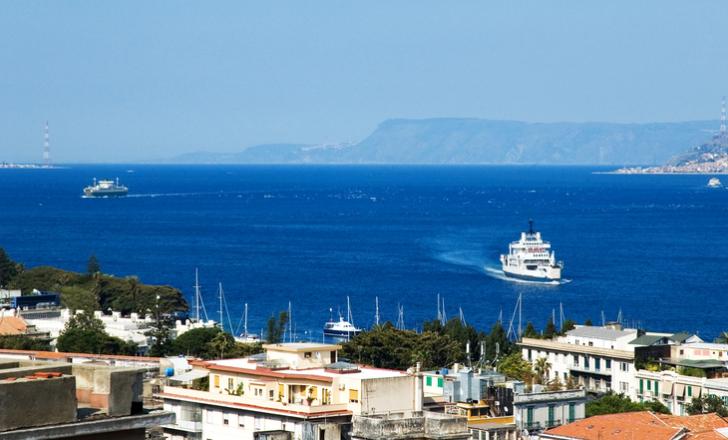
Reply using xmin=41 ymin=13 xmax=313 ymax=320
xmin=514 ymin=389 xmax=586 ymax=403
xmin=160 ymin=386 xmax=350 ymax=415
xmin=523 ymin=419 xmax=562 ymax=430
xmin=164 ymin=420 xmax=203 ymax=432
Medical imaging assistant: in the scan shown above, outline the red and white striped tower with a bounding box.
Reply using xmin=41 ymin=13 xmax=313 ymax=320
xmin=42 ymin=121 xmax=50 ymax=167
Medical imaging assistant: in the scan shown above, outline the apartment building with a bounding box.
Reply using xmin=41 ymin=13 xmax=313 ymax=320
xmin=519 ymin=325 xmax=697 ymax=399
xmin=159 ymin=343 xmax=426 ymax=440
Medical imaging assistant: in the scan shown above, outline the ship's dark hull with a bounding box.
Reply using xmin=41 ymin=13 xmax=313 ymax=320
xmin=83 ymin=189 xmax=128 ymax=198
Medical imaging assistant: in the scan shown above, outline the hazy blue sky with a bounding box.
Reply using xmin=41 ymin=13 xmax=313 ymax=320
xmin=2 ymin=1 xmax=728 ymax=162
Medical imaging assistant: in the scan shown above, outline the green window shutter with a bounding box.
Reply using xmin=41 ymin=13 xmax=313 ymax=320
xmin=426 ymin=376 xmax=432 ymax=386
xmin=437 ymin=377 xmax=443 ymax=388
xmin=655 ymin=381 xmax=659 ymax=394
xmin=568 ymin=402 xmax=575 ymax=422
xmin=527 ymin=407 xmax=534 ymax=424
xmin=647 ymin=380 xmax=651 ymax=391
xmin=687 ymin=386 xmax=692 ymax=397
xmin=548 ymin=405 xmax=555 ymax=425
xmin=640 ymin=379 xmax=644 ymax=393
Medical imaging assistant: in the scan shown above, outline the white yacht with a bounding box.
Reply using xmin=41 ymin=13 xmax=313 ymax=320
xmin=499 ymin=220 xmax=563 ymax=282
xmin=708 ymin=177 xmax=722 ymax=188
xmin=323 ymin=297 xmax=362 ymax=339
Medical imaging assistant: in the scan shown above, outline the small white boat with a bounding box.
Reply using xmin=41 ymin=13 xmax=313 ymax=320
xmin=323 ymin=297 xmax=362 ymax=340
xmin=499 ymin=220 xmax=563 ymax=282
xmin=708 ymin=177 xmax=722 ymax=188
xmin=235 ymin=303 xmax=261 ymax=343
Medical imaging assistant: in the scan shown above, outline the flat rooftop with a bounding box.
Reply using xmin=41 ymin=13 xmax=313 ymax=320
xmin=566 ymin=326 xmax=637 ymax=341
xmin=206 ymin=358 xmax=406 ymax=380
xmin=262 ymin=343 xmax=342 ymax=352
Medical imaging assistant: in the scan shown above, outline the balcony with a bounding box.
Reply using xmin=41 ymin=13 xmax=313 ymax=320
xmin=523 ymin=419 xmax=563 ymax=430
xmin=164 ymin=419 xmax=202 ymax=432
xmin=160 ymin=386 xmax=350 ymax=416
xmin=569 ymin=365 xmax=612 ymax=376
xmin=514 ymin=389 xmax=586 ymax=404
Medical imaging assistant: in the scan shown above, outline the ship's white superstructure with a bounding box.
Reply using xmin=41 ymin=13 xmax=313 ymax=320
xmin=708 ymin=177 xmax=722 ymax=188
xmin=323 ymin=296 xmax=362 ymax=340
xmin=499 ymin=220 xmax=563 ymax=282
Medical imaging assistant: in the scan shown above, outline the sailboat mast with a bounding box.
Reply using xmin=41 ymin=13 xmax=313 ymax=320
xmin=375 ymin=296 xmax=380 ymax=326
xmin=218 ymin=283 xmax=224 ymax=331
xmin=244 ymin=303 xmax=248 ymax=336
xmin=194 ymin=268 xmax=201 ymax=323
xmin=347 ymin=296 xmax=353 ymax=326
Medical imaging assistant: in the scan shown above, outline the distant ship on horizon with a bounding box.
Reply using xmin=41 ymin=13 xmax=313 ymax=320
xmin=83 ymin=178 xmax=129 ymax=198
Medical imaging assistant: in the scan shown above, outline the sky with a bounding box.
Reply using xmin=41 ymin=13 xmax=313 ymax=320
xmin=1 ymin=1 xmax=728 ymax=162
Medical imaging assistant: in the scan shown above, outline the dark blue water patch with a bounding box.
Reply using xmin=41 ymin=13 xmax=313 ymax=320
xmin=0 ymin=165 xmax=726 ymax=340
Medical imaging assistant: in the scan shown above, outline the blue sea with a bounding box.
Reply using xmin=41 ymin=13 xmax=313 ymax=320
xmin=1 ymin=165 xmax=726 ymax=340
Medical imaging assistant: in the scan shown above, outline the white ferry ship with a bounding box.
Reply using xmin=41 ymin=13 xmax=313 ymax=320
xmin=499 ymin=220 xmax=563 ymax=282
xmin=83 ymin=178 xmax=128 ymax=197
xmin=708 ymin=177 xmax=722 ymax=188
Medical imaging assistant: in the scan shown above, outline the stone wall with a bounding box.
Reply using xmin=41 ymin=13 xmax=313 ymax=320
xmin=0 ymin=375 xmax=77 ymax=431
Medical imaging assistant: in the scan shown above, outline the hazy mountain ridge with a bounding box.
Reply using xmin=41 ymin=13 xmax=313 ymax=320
xmin=163 ymin=119 xmax=718 ymax=165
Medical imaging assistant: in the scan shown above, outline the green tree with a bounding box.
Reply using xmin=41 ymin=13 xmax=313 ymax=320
xmin=543 ymin=318 xmax=557 ymax=339
xmin=56 ymin=313 xmax=137 ymax=355
xmin=533 ymin=356 xmax=551 ymax=384
xmin=0 ymin=335 xmax=51 ymax=351
xmin=87 ymin=255 xmax=101 ymax=275
xmin=423 ymin=317 xmax=485 ymax=362
xmin=586 ymin=392 xmax=670 ymax=417
xmin=342 ymin=323 xmax=464 ymax=370
xmin=560 ymin=319 xmax=576 ymax=335
xmin=0 ymin=248 xmax=20 ymax=287
xmin=485 ymin=321 xmax=512 ymax=361
xmin=266 ymin=311 xmax=289 ymax=344
xmin=497 ymin=352 xmax=533 ymax=383
xmin=170 ymin=327 xmax=223 ymax=358
xmin=686 ymin=395 xmax=728 ymax=417
xmin=522 ymin=322 xmax=539 ymax=339
xmin=209 ymin=331 xmax=236 ymax=359
xmin=60 ymin=286 xmax=99 ymax=313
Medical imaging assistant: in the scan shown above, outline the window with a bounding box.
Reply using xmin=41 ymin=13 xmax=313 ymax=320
xmin=526 ymin=407 xmax=534 ymax=425
xmin=620 ymin=382 xmax=629 ymax=393
xmin=595 ymin=358 xmax=601 ymax=371
xmin=254 ymin=388 xmax=263 ymax=397
xmin=213 ymin=375 xmax=220 ymax=389
xmin=238 ymin=415 xmax=245 ymax=427
xmin=605 ymin=359 xmax=611 ymax=369
xmin=568 ymin=402 xmax=576 ymax=422
xmin=349 ymin=389 xmax=359 ymax=403
xmin=223 ymin=417 xmax=229 ymax=425
xmin=654 ymin=381 xmax=659 ymax=395
xmin=437 ymin=377 xmax=443 ymax=388
xmin=687 ymin=386 xmax=692 ymax=397
xmin=304 ymin=352 xmax=312 ymax=358
xmin=647 ymin=380 xmax=651 ymax=391
xmin=528 ymin=349 xmax=532 ymax=361
xmin=584 ymin=357 xmax=590 ymax=368
xmin=227 ymin=378 xmax=234 ymax=390
xmin=640 ymin=379 xmax=644 ymax=394
xmin=426 ymin=376 xmax=432 ymax=386
xmin=621 ymin=362 xmax=629 ymax=372
xmin=573 ymin=355 xmax=579 ymax=366
xmin=588 ymin=341 xmax=593 ymax=347
xmin=269 ymin=389 xmax=274 ymax=400
xmin=548 ymin=405 xmax=555 ymax=426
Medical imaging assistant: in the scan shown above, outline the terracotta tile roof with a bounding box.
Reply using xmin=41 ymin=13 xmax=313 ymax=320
xmin=541 ymin=411 xmax=684 ymax=440
xmin=0 ymin=316 xmax=28 ymax=336
xmin=658 ymin=413 xmax=728 ymax=434
xmin=543 ymin=412 xmax=728 ymax=440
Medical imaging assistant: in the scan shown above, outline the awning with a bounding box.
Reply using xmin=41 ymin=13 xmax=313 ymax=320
xmin=169 ymin=370 xmax=208 ymax=383
xmin=696 ymin=387 xmax=703 ymax=397
xmin=661 ymin=381 xmax=674 ymax=396
xmin=674 ymin=383 xmax=685 ymax=398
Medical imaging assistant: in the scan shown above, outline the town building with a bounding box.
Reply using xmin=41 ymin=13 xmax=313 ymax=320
xmin=519 ymin=324 xmax=700 ymax=399
xmin=159 ymin=342 xmax=440 ymax=440
xmin=424 ymin=364 xmax=586 ymax=438
xmin=0 ymin=355 xmax=173 ymax=439
xmin=351 ymin=411 xmax=471 ymax=440
xmin=539 ymin=411 xmax=728 ymax=440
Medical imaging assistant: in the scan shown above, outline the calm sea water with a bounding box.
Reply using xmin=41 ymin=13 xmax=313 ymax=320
xmin=1 ymin=165 xmax=726 ymax=340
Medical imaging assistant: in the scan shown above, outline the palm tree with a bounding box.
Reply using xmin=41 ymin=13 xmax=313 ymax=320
xmin=715 ymin=332 xmax=728 ymax=344
xmin=533 ymin=357 xmax=552 ymax=384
